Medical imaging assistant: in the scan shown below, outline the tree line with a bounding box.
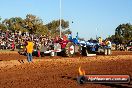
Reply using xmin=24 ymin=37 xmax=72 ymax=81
xmin=0 ymin=14 xmax=71 ymax=37
xmin=108 ymin=23 xmax=132 ymax=45
xmin=1 ymin=14 xmax=131 ymax=44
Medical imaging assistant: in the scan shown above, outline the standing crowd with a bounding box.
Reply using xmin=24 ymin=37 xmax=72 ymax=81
xmin=0 ymin=30 xmax=55 ymax=51
xmin=0 ymin=30 xmax=63 ymax=62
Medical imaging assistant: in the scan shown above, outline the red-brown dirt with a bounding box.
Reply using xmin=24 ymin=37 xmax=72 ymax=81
xmin=0 ymin=51 xmax=132 ymax=88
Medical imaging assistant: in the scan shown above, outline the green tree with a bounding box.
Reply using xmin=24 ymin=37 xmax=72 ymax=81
xmin=1 ymin=14 xmax=72 ymax=37
xmin=24 ymin=14 xmax=48 ymax=35
xmin=2 ymin=17 xmax=26 ymax=32
xmin=46 ymin=19 xmax=70 ymax=37
xmin=0 ymin=24 xmax=6 ymax=32
xmin=35 ymin=24 xmax=48 ymax=36
xmin=109 ymin=23 xmax=132 ymax=44
xmin=0 ymin=17 xmax=6 ymax=31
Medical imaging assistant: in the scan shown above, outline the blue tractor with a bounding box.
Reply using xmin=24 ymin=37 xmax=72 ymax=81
xmin=68 ymin=32 xmax=112 ymax=56
xmin=79 ymin=39 xmax=112 ymax=56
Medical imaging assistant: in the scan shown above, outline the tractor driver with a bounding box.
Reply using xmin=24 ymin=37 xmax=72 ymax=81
xmin=68 ymin=32 xmax=72 ymax=40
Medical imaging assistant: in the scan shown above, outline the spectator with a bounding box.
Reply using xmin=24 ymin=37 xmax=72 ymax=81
xmin=26 ymin=38 xmax=34 ymax=62
xmin=11 ymin=40 xmax=15 ymax=51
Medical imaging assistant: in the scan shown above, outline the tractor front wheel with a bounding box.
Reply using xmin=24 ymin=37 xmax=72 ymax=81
xmin=65 ymin=42 xmax=75 ymax=57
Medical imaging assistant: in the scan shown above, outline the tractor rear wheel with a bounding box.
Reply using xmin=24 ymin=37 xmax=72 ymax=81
xmin=81 ymin=47 xmax=88 ymax=56
xmin=65 ymin=42 xmax=75 ymax=57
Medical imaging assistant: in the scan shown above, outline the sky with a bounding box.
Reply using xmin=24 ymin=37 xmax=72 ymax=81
xmin=0 ymin=0 xmax=132 ymax=40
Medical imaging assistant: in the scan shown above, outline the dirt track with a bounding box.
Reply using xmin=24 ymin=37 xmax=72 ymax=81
xmin=0 ymin=51 xmax=132 ymax=88
xmin=0 ymin=51 xmax=132 ymax=61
